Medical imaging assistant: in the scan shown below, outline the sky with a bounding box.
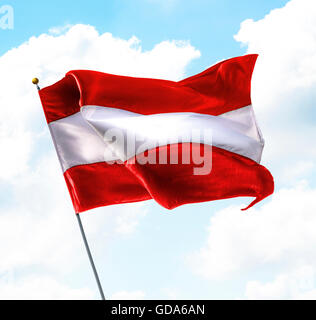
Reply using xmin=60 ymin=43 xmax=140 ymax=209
xmin=1 ymin=0 xmax=316 ymax=300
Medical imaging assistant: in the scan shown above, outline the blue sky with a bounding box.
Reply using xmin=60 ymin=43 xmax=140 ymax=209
xmin=1 ymin=0 xmax=316 ymax=300
xmin=1 ymin=0 xmax=288 ymax=64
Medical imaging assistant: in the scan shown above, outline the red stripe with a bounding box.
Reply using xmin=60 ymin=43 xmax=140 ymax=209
xmin=64 ymin=161 xmax=151 ymax=214
xmin=40 ymin=54 xmax=258 ymax=124
xmin=39 ymin=75 xmax=80 ymax=124
xmin=64 ymin=144 xmax=274 ymax=213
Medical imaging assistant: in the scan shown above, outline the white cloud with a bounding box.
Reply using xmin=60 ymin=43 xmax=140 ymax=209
xmin=0 ymin=274 xmax=95 ymax=300
xmin=161 ymin=288 xmax=181 ymax=300
xmin=48 ymin=24 xmax=73 ymax=35
xmin=188 ymin=182 xmax=316 ymax=280
xmin=113 ymin=204 xmax=148 ymax=235
xmin=245 ymin=266 xmax=316 ymax=300
xmin=0 ymin=24 xmax=199 ymax=299
xmin=110 ymin=290 xmax=146 ymax=300
xmin=0 ymin=128 xmax=32 ymax=180
xmin=0 ymin=153 xmax=84 ymax=274
xmin=279 ymin=160 xmax=315 ymax=185
xmin=234 ymin=0 xmax=316 ymax=168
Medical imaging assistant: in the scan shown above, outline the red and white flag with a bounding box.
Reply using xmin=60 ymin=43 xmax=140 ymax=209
xmin=39 ymin=54 xmax=274 ymax=213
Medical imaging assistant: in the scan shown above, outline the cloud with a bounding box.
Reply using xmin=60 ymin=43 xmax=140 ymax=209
xmin=188 ymin=182 xmax=316 ymax=280
xmin=279 ymin=160 xmax=316 ymax=185
xmin=234 ymin=0 xmax=316 ymax=169
xmin=244 ymin=266 xmax=316 ymax=300
xmin=0 ymin=274 xmax=95 ymax=300
xmin=48 ymin=24 xmax=73 ymax=35
xmin=0 ymin=24 xmax=199 ymax=298
xmin=0 ymin=153 xmax=88 ymax=274
xmin=110 ymin=290 xmax=146 ymax=300
xmin=0 ymin=128 xmax=32 ymax=180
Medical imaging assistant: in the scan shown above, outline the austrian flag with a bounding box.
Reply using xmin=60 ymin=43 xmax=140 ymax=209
xmin=39 ymin=54 xmax=274 ymax=213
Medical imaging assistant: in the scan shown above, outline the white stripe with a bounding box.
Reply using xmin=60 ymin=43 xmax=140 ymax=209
xmin=81 ymin=105 xmax=264 ymax=162
xmin=49 ymin=112 xmax=117 ymax=172
xmin=49 ymin=105 xmax=264 ymax=172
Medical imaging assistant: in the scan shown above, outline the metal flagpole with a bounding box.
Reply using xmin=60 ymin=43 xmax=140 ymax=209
xmin=32 ymin=78 xmax=106 ymax=301
xmin=76 ymin=213 xmax=106 ymax=300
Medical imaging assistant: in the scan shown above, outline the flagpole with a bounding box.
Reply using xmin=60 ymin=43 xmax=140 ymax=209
xmin=76 ymin=213 xmax=106 ymax=300
xmin=32 ymin=78 xmax=106 ymax=301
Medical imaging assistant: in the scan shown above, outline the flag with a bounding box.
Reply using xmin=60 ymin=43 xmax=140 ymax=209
xmin=39 ymin=54 xmax=274 ymax=213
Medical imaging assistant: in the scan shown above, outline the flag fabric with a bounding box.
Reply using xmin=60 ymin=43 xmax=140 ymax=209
xmin=39 ymin=54 xmax=274 ymax=213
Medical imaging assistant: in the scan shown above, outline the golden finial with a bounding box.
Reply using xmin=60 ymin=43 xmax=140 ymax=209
xmin=32 ymin=78 xmax=40 ymax=90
